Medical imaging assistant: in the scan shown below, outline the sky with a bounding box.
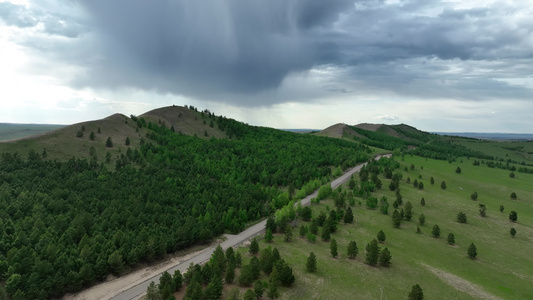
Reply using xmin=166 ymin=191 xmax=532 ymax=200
xmin=1 ymin=0 xmax=532 ymax=132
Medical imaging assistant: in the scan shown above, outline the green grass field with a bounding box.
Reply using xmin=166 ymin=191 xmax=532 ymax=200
xmin=239 ymin=155 xmax=533 ymax=299
xmin=454 ymin=138 xmax=533 ymax=164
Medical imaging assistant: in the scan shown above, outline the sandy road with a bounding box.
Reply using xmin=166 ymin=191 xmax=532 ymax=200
xmin=100 ymin=154 xmax=391 ymax=300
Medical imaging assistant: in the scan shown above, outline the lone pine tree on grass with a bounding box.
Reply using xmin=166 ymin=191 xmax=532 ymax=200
xmin=418 ymin=214 xmax=426 ymax=226
xmin=457 ymin=212 xmax=467 ymax=223
xmin=330 ymin=238 xmax=338 ymax=258
xmin=509 ymin=211 xmax=518 ymax=222
xmin=306 ymin=252 xmax=317 ymax=273
xmin=510 ymin=228 xmax=517 ymax=237
xmin=432 ymin=225 xmax=440 ymax=238
xmin=447 ymin=233 xmax=455 ymax=245
xmin=408 ymin=284 xmax=424 ymax=300
xmin=468 ymin=243 xmax=477 ymax=259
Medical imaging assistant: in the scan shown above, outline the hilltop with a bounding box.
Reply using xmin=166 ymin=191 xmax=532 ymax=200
xmin=0 ymin=105 xmax=226 ymax=163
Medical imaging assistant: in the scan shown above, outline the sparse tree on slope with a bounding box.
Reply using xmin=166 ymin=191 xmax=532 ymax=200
xmin=432 ymin=225 xmax=440 ymax=238
xmin=365 ymin=239 xmax=380 ymax=266
xmin=408 ymin=284 xmax=424 ymax=300
xmin=347 ymin=241 xmax=358 ymax=259
xmin=306 ymin=252 xmax=317 ymax=273
xmin=468 ymin=243 xmax=477 ymax=259
xmin=379 ymin=247 xmax=392 ymax=267
xmin=330 ymin=238 xmax=338 ymax=258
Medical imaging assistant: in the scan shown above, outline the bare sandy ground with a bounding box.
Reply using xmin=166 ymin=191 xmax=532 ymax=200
xmin=63 ymin=248 xmax=209 ymax=300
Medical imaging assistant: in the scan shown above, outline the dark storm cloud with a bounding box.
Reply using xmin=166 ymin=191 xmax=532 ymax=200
xmin=43 ymin=0 xmax=533 ymax=104
xmin=71 ymin=0 xmax=356 ymax=103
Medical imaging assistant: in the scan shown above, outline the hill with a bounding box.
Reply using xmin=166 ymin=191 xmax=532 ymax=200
xmin=313 ymin=123 xmax=365 ymax=139
xmin=0 ymin=106 xmax=226 ymax=164
xmin=0 ymin=106 xmax=372 ymax=299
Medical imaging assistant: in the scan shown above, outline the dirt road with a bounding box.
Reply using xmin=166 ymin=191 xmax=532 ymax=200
xmin=85 ymin=154 xmax=390 ymax=300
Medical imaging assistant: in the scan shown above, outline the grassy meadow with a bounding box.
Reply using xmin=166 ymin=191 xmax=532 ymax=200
xmin=236 ymin=155 xmax=533 ymax=299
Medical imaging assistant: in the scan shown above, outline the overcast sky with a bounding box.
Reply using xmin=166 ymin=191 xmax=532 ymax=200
xmin=1 ymin=0 xmax=532 ymax=132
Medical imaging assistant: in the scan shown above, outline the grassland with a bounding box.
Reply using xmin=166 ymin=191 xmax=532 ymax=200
xmin=453 ymin=138 xmax=533 ymax=164
xmin=0 ymin=123 xmax=65 ymax=141
xmin=238 ymin=155 xmax=533 ymax=299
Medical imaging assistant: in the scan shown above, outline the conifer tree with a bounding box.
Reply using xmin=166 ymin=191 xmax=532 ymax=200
xmin=408 ymin=284 xmax=424 ymax=300
xmin=379 ymin=247 xmax=392 ymax=267
xmin=347 ymin=241 xmax=358 ymax=259
xmin=432 ymin=225 xmax=440 ymax=238
xmin=377 ymin=230 xmax=386 ymax=243
xmin=330 ymin=238 xmax=338 ymax=258
xmin=344 ymin=206 xmax=354 ymax=223
xmin=418 ymin=214 xmax=426 ymax=226
xmin=447 ymin=233 xmax=455 ymax=245
xmin=468 ymin=243 xmax=477 ymax=259
xmin=365 ymin=239 xmax=380 ymax=266
xmin=392 ymin=210 xmax=401 ymax=228
xmin=306 ymin=252 xmax=317 ymax=273
xmin=265 ymin=228 xmax=273 ymax=243
xmin=249 ymin=238 xmax=259 ymax=255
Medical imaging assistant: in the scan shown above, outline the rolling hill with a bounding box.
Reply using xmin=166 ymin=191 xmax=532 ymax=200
xmin=0 ymin=106 xmax=227 ymax=164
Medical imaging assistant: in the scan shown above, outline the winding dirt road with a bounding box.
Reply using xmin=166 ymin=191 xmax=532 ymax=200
xmin=99 ymin=154 xmax=390 ymax=300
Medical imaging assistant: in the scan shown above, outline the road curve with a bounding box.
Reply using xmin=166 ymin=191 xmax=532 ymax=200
xmin=109 ymin=154 xmax=391 ymax=300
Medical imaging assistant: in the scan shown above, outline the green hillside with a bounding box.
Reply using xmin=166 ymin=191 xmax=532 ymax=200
xmin=248 ymin=155 xmax=533 ymax=299
xmin=0 ymin=106 xmax=371 ymax=299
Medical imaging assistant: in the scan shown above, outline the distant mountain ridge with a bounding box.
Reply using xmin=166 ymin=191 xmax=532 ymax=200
xmin=434 ymin=132 xmax=533 ymax=141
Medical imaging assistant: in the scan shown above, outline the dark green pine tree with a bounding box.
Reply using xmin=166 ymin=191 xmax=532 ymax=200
xmin=379 ymin=247 xmax=392 ymax=267
xmin=408 ymin=284 xmax=424 ymax=300
xmin=276 ymin=259 xmax=295 ymax=287
xmin=343 ymin=206 xmax=354 ymax=223
xmin=310 ymin=219 xmax=319 ymax=235
xmin=250 ymin=257 xmax=261 ymax=280
xmin=377 ymin=230 xmax=386 ymax=243
xmin=265 ymin=229 xmax=273 ymax=243
xmin=447 ymin=233 xmax=455 ymax=245
xmin=404 ymin=201 xmax=413 ymax=221
xmin=347 ymin=241 xmax=358 ymax=259
xmin=432 ymin=224 xmax=440 ymax=238
xmin=284 ymin=226 xmax=293 ymax=242
xmin=249 ymin=238 xmax=259 ymax=255
xmin=306 ymin=252 xmax=317 ymax=273
xmin=173 ymin=269 xmax=183 ymax=291
xmin=365 ymin=239 xmax=380 ymax=266
xmin=392 ymin=210 xmax=402 ymax=228
xmin=330 ymin=238 xmax=338 ymax=258
xmin=468 ymin=243 xmax=477 ymax=259
xmin=266 ymin=216 xmax=277 ymax=233
xmin=239 ymin=265 xmax=254 ymax=287
xmin=204 ymin=275 xmax=223 ymax=300
xmin=225 ymin=262 xmax=235 ymax=284
xmin=321 ymin=225 xmax=331 ymax=241
xmin=184 ymin=280 xmax=203 ymax=300
xmin=299 ymin=225 xmax=307 ymax=238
